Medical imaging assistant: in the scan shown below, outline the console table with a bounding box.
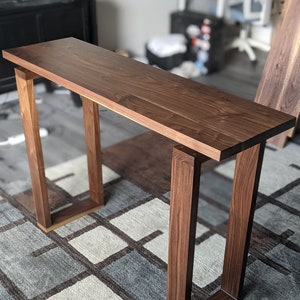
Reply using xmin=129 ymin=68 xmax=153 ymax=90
xmin=2 ymin=38 xmax=295 ymax=299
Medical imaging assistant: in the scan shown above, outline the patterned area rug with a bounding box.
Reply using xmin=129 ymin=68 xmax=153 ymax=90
xmin=0 ymin=131 xmax=299 ymax=299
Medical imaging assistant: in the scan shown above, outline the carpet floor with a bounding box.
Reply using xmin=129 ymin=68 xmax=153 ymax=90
xmin=0 ymin=131 xmax=299 ymax=299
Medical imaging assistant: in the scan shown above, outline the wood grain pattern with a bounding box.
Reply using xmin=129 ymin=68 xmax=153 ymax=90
xmin=82 ymin=96 xmax=104 ymax=205
xmin=167 ymin=145 xmax=209 ymax=300
xmin=3 ymin=38 xmax=295 ymax=160
xmin=255 ymin=0 xmax=300 ymax=147
xmin=15 ymin=67 xmax=52 ymax=228
xmin=221 ymin=143 xmax=265 ymax=298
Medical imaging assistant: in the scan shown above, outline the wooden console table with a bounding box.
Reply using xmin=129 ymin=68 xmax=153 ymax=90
xmin=2 ymin=38 xmax=295 ymax=299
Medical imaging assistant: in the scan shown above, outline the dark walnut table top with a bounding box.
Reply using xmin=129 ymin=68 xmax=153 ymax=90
xmin=2 ymin=37 xmax=296 ymax=161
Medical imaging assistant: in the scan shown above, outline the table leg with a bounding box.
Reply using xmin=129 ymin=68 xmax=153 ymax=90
xmin=15 ymin=67 xmax=51 ymax=228
xmin=82 ymin=96 xmax=104 ymax=205
xmin=167 ymin=142 xmax=265 ymax=300
xmin=15 ymin=67 xmax=104 ymax=232
xmin=167 ymin=145 xmax=209 ymax=300
xmin=209 ymin=142 xmax=266 ymax=300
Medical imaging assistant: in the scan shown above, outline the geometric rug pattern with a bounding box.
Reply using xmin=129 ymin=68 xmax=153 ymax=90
xmin=0 ymin=132 xmax=299 ymax=299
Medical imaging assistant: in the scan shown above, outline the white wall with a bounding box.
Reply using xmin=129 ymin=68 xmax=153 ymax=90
xmin=95 ymin=0 xmax=179 ymax=56
xmin=94 ymin=0 xmax=277 ymax=56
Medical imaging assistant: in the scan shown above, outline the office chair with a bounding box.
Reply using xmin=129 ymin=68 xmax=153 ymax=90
xmin=226 ymin=0 xmax=273 ymax=63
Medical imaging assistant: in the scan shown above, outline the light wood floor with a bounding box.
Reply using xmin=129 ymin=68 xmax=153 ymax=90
xmin=0 ymin=47 xmax=267 ymax=191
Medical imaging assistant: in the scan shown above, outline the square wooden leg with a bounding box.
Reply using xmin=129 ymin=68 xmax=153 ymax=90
xmin=167 ymin=145 xmax=209 ymax=300
xmin=82 ymin=96 xmax=104 ymax=205
xmin=15 ymin=67 xmax=104 ymax=232
xmin=15 ymin=67 xmax=52 ymax=229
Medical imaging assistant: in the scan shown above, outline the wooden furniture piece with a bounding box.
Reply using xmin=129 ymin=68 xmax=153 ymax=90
xmin=255 ymin=0 xmax=300 ymax=147
xmin=2 ymin=38 xmax=295 ymax=299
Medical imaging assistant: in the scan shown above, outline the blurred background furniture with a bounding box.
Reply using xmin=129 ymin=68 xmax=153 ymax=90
xmin=225 ymin=0 xmax=273 ymax=63
xmin=0 ymin=0 xmax=97 ymax=106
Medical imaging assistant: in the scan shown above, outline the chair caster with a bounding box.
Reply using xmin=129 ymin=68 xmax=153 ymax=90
xmin=251 ymin=59 xmax=258 ymax=66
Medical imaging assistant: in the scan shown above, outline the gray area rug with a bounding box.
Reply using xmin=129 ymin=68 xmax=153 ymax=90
xmin=0 ymin=131 xmax=299 ymax=299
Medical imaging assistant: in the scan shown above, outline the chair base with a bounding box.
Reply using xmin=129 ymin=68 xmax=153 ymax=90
xmin=226 ymin=27 xmax=270 ymax=62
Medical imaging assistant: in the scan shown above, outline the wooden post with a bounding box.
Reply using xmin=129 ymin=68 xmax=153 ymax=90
xmin=167 ymin=145 xmax=209 ymax=300
xmin=220 ymin=142 xmax=265 ymax=298
xmin=15 ymin=67 xmax=51 ymax=228
xmin=82 ymin=96 xmax=104 ymax=205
